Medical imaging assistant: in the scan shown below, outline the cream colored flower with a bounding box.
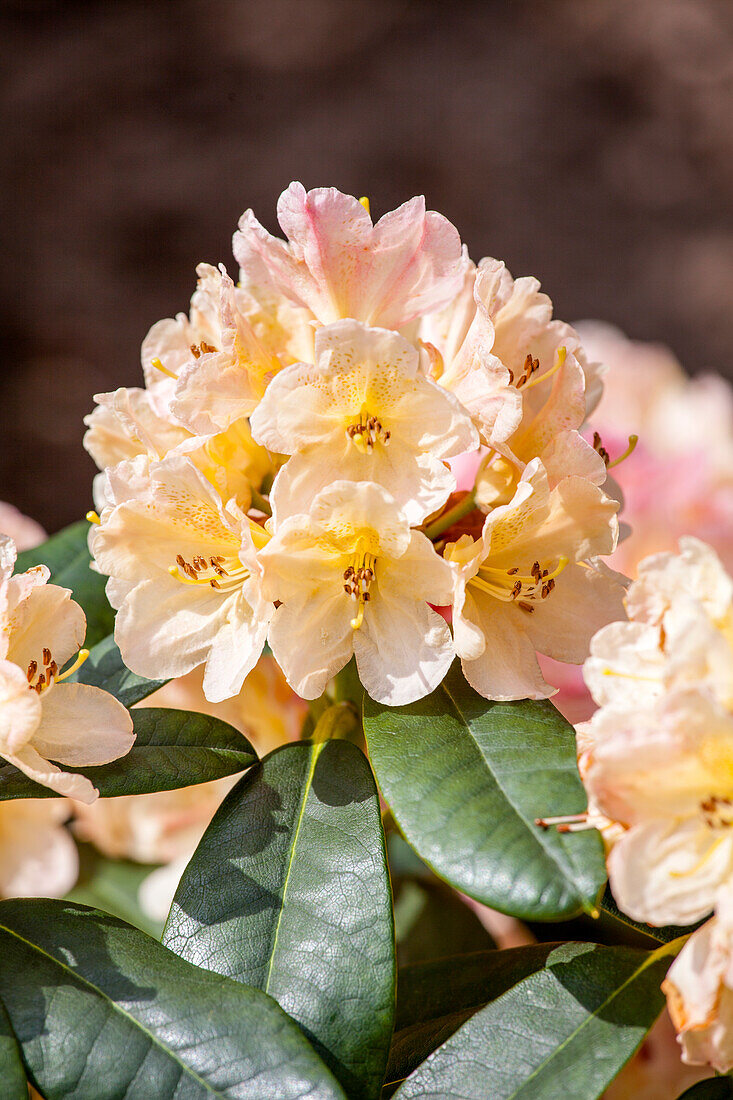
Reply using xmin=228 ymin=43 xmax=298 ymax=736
xmin=90 ymin=454 xmax=272 ymax=702
xmin=0 ymin=799 xmax=78 ymax=898
xmin=446 ymin=459 xmax=623 ymax=700
xmin=251 ymin=319 xmax=477 ymax=525
xmin=0 ymin=536 xmax=134 ymax=803
xmin=581 ymin=691 xmax=733 ymax=925
xmin=663 ymin=883 xmax=733 ymax=1073
xmin=584 ymin=537 xmax=733 ymax=712
xmin=260 ymin=480 xmax=454 ymax=704
xmin=424 ymin=258 xmax=608 ymax=505
xmin=233 ymin=182 xmax=464 ymax=331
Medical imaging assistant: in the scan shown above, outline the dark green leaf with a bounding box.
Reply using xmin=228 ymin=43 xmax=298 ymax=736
xmin=0 ymin=899 xmax=346 ymax=1099
xmin=0 ymin=708 xmax=256 ymax=799
xmin=363 ymin=663 xmax=607 ymax=920
xmin=70 ymin=632 xmax=168 ymax=706
xmin=389 ymin=945 xmax=557 ymax=1086
xmin=66 ymin=844 xmax=164 ymax=939
xmin=677 ymin=1080 xmax=733 ymax=1099
xmin=393 ymin=940 xmax=676 ymax=1099
xmin=394 ymin=878 xmax=495 ymax=966
xmin=15 ymin=520 xmax=114 ymax=649
xmin=0 ymin=999 xmax=27 ymax=1099
xmin=164 ymin=740 xmax=395 ymax=1100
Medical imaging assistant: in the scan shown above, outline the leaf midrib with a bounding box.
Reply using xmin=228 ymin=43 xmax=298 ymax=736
xmin=263 ymin=741 xmax=323 ymax=996
xmin=0 ymin=921 xmax=228 ymax=1098
xmin=439 ymin=680 xmax=588 ymax=907
xmin=503 ymin=948 xmax=669 ymax=1100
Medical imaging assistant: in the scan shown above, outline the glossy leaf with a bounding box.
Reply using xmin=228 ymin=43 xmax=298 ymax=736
xmin=388 ymin=945 xmax=557 ymax=1086
xmin=364 ymin=663 xmax=607 ymax=920
xmin=393 ymin=940 xmax=676 ymax=1099
xmin=0 ymin=999 xmax=27 ymax=1099
xmin=15 ymin=519 xmax=114 ymax=649
xmin=164 ymin=740 xmax=395 ymax=1100
xmin=70 ymin=631 xmax=168 ymax=706
xmin=0 ymin=899 xmax=346 ymax=1099
xmin=677 ymin=1081 xmax=733 ymax=1099
xmin=0 ymin=708 xmax=256 ymax=799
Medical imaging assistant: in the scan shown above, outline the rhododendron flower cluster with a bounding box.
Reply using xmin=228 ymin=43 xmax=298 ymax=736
xmin=575 ymin=537 xmax=733 ymax=1071
xmin=86 ymin=182 xmax=624 ymax=706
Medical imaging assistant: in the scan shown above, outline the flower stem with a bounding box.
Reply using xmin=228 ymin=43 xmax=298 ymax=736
xmin=425 ymin=490 xmax=477 ymax=541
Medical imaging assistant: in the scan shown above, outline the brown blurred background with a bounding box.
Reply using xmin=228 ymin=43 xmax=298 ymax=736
xmin=2 ymin=0 xmax=733 ymax=532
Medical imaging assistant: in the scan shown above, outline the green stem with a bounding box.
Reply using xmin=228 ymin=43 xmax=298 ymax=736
xmin=250 ymin=487 xmax=272 ymax=516
xmin=424 ymin=490 xmax=477 ymax=541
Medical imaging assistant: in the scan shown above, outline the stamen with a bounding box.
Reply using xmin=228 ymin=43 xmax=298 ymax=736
xmin=26 ymin=660 xmax=37 ymax=682
xmin=593 ymin=431 xmax=610 ymax=467
xmin=608 ymin=434 xmax=638 ymax=469
xmin=521 ymin=346 xmax=567 ymax=392
xmin=150 ymin=356 xmax=179 ymax=381
xmin=42 ymin=648 xmax=51 ymax=666
xmin=54 ymin=648 xmax=89 ymax=683
xmin=86 ymin=510 xmax=101 ymax=525
xmin=358 ymin=196 xmax=370 ymax=214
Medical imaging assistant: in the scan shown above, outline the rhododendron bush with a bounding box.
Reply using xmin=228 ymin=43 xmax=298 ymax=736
xmin=1 ymin=184 xmax=732 ymax=1099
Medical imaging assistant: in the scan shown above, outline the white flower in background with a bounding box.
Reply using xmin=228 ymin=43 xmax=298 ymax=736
xmin=233 ymin=182 xmax=464 ymax=331
xmin=663 ymin=883 xmax=733 ymax=1073
xmin=445 ymin=459 xmax=623 ymax=700
xmin=0 ymin=536 xmax=134 ymax=803
xmin=260 ymin=480 xmax=454 ymax=705
xmin=0 ymin=799 xmax=78 ymax=899
xmin=90 ymin=454 xmax=272 ymax=702
xmin=251 ymin=319 xmax=477 ymax=525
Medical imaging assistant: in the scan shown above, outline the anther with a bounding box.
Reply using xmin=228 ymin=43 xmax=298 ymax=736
xmin=176 ymin=554 xmax=187 ymax=569
xmin=510 ymin=581 xmax=522 ymax=599
xmin=507 ymin=567 xmax=519 ymax=575
xmin=43 ymin=648 xmax=52 ymax=666
xmin=26 ymin=660 xmax=37 ymax=682
xmin=593 ymin=431 xmax=610 ymax=467
xmin=518 ymin=601 xmax=535 ymax=614
xmin=86 ymin=510 xmax=101 ymax=525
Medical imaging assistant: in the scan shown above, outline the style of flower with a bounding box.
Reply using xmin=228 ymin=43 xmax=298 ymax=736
xmin=259 ymin=480 xmax=454 ymax=705
xmin=0 ymin=799 xmax=78 ymax=899
xmin=251 ymin=319 xmax=477 ymax=525
xmin=233 ymin=182 xmax=464 ymax=331
xmin=89 ymin=453 xmax=272 ymax=702
xmin=0 ymin=536 xmax=134 ymax=803
xmin=445 ymin=459 xmax=623 ymax=700
xmin=663 ymin=882 xmax=733 ymax=1073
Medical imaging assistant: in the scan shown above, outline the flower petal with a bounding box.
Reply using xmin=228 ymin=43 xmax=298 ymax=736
xmin=32 ymin=682 xmax=135 ymax=766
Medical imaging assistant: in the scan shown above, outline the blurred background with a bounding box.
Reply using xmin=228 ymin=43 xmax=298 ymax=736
xmin=2 ymin=0 xmax=733 ymax=531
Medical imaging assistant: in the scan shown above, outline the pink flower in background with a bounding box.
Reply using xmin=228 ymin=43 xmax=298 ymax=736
xmin=0 ymin=502 xmax=45 ymax=551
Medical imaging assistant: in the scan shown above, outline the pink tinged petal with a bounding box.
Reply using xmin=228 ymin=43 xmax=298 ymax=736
xmin=539 ymin=430 xmax=609 ymax=487
xmin=457 ymin=595 xmax=554 ymax=701
xmin=0 ymin=506 xmax=45 ymax=553
xmin=583 ymin=619 xmax=665 ymax=708
xmin=4 ymin=743 xmax=98 ymax=803
xmin=520 ymin=562 xmax=627 ymax=664
xmin=31 ymin=682 xmax=134 ymax=766
xmin=608 ymin=819 xmax=733 ymax=926
xmin=114 ymin=577 xmax=233 ymax=682
xmin=84 ymin=388 xmax=190 ymax=470
xmin=6 ymin=582 xmax=86 ymax=675
xmin=173 ymin=350 xmax=259 ymax=436
xmin=268 ymin=594 xmax=355 ymax=701
xmin=354 ymin=592 xmax=454 ymax=706
xmin=0 ymin=659 xmax=42 ymax=755
xmin=250 ymin=361 xmax=347 ymax=454
xmin=141 ymin=314 xmax=194 ymax=397
xmin=0 ymin=533 xmax=17 ymax=584
xmin=0 ymin=800 xmax=79 ymax=899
